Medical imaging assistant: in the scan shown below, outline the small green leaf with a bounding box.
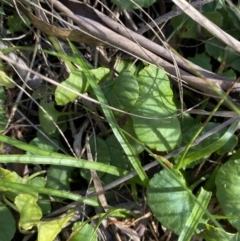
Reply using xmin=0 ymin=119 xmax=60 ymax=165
xmin=172 ymin=12 xmax=222 ymax=39
xmin=201 ymin=12 xmax=223 ymax=37
xmin=55 ymin=68 xmax=109 ymax=105
xmin=147 ymin=169 xmax=194 ymax=235
xmin=15 ymin=193 xmax=42 ymax=230
xmin=0 ymin=202 xmax=16 ymax=241
xmin=37 ymin=210 xmax=74 ymax=241
xmin=103 ymin=71 xmax=139 ymax=116
xmin=7 ymin=13 xmax=29 ymax=34
xmin=70 ymin=222 xmax=97 ymax=241
xmin=55 ymin=71 xmax=86 ymax=105
xmin=0 ymin=8 xmax=5 ymax=15
xmin=0 ymin=86 xmax=8 ymax=131
xmin=215 ymin=159 xmax=240 ymax=231
xmin=0 ymin=70 xmax=15 ymax=88
xmin=80 ymin=137 xmax=111 ymax=180
xmin=200 ymin=224 xmax=240 ymax=241
xmin=188 ymin=53 xmax=212 ymax=71
xmin=46 ymin=165 xmax=73 ymax=192
xmin=175 ymin=121 xmax=238 ymax=168
xmin=206 ymin=38 xmax=225 ymax=62
xmin=39 ymin=101 xmax=62 ymax=135
xmin=131 ymin=65 xmax=182 ymax=151
xmin=111 ymin=0 xmax=156 ymax=9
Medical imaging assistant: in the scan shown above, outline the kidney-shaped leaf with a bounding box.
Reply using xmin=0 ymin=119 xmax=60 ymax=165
xmin=147 ymin=169 xmax=194 ymax=235
xmin=103 ymin=71 xmax=139 ymax=116
xmin=131 ymin=65 xmax=181 ymax=151
xmin=215 ymin=159 xmax=240 ymax=231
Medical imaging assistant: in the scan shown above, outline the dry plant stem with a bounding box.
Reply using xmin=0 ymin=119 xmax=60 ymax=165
xmin=172 ymin=0 xmax=240 ymax=53
xmin=73 ymin=0 xmax=239 ymax=89
xmin=46 ymin=0 xmax=240 ymax=97
xmin=137 ymin=0 xmax=214 ymax=35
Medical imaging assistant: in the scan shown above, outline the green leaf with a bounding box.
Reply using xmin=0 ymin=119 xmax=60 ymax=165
xmin=0 ymin=86 xmax=8 ymax=131
xmin=37 ymin=210 xmax=74 ymax=241
xmin=200 ymin=224 xmax=240 ymax=241
xmin=0 ymin=8 xmax=5 ymax=15
xmin=15 ymin=193 xmax=42 ymax=230
xmin=102 ymin=134 xmax=131 ymax=184
xmin=131 ymin=65 xmax=182 ymax=152
xmin=70 ymin=222 xmax=97 ymax=241
xmin=114 ymin=60 xmax=137 ymax=75
xmin=0 ymin=70 xmax=15 ymax=88
xmin=215 ymin=159 xmax=240 ymax=231
xmin=39 ymin=101 xmax=63 ymax=135
xmin=201 ymin=12 xmax=223 ymax=38
xmin=29 ymin=135 xmax=59 ymax=152
xmin=147 ymin=169 xmax=194 ymax=235
xmin=55 ymin=71 xmax=86 ymax=105
xmin=0 ymin=202 xmax=16 ymax=241
xmin=171 ymin=12 xmax=222 ymax=39
xmin=69 ymin=41 xmax=148 ymax=184
xmin=179 ymin=188 xmax=211 ymax=241
xmin=103 ymin=71 xmax=139 ymax=116
xmin=80 ymin=137 xmax=111 ymax=180
xmin=206 ymin=38 xmax=225 ymax=62
xmin=110 ymin=0 xmax=156 ymax=9
xmin=55 ymin=68 xmax=109 ymax=105
xmin=46 ymin=165 xmax=73 ymax=191
xmin=188 ymin=53 xmax=212 ymax=71
xmin=7 ymin=13 xmax=29 ymax=34
xmin=175 ymin=121 xmax=238 ymax=169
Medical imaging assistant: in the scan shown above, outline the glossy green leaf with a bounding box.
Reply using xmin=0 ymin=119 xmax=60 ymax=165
xmin=103 ymin=71 xmax=139 ymax=116
xmin=111 ymin=0 xmax=156 ymax=9
xmin=0 ymin=202 xmax=16 ymax=241
xmin=37 ymin=210 xmax=74 ymax=241
xmin=147 ymin=169 xmax=194 ymax=235
xmin=131 ymin=65 xmax=181 ymax=151
xmin=15 ymin=193 xmax=42 ymax=230
xmin=215 ymin=159 xmax=240 ymax=231
xmin=70 ymin=222 xmax=97 ymax=241
xmin=200 ymin=224 xmax=240 ymax=241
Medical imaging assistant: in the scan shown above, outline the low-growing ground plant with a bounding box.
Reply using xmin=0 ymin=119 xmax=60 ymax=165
xmin=1 ymin=0 xmax=240 ymax=240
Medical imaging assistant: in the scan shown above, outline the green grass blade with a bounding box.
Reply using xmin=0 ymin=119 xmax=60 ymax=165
xmin=178 ymin=120 xmax=239 ymax=169
xmin=178 ymin=188 xmax=211 ymax=241
xmin=0 ymin=155 xmax=127 ymax=177
xmin=0 ymin=180 xmax=98 ymax=206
